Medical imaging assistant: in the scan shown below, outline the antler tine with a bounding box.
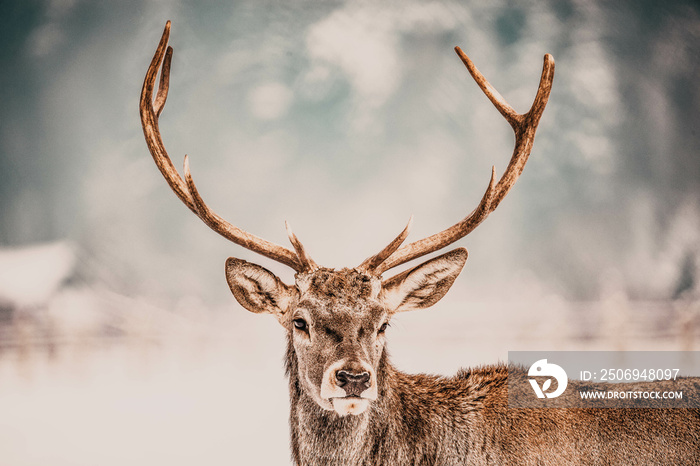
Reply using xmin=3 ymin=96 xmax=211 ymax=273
xmin=140 ymin=21 xmax=194 ymax=213
xmin=375 ymin=167 xmax=497 ymax=275
xmin=456 ymin=48 xmax=554 ymax=212
xmin=357 ymin=216 xmax=413 ymax=272
xmin=374 ymin=51 xmax=554 ymax=275
xmin=140 ymin=21 xmax=307 ymax=272
xmin=285 ymin=221 xmax=319 ymax=272
xmin=153 ymin=45 xmax=171 ymax=117
xmin=182 ymin=157 xmax=308 ymax=270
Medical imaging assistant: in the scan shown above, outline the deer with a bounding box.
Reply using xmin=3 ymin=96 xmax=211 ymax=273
xmin=140 ymin=21 xmax=700 ymax=465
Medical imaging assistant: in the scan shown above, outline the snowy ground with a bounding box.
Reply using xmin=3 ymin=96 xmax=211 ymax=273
xmin=0 ymin=297 xmax=697 ymax=465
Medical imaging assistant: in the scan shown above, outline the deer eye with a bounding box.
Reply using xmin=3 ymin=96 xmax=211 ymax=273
xmin=378 ymin=322 xmax=389 ymax=334
xmin=293 ymin=319 xmax=308 ymax=331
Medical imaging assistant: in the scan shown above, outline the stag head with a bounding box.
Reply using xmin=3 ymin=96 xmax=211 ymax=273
xmin=227 ymin=249 xmax=467 ymax=415
xmin=140 ymin=21 xmax=553 ymax=416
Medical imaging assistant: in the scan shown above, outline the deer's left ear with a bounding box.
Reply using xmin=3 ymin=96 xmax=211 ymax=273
xmin=225 ymin=257 xmax=297 ymax=322
xmin=380 ymin=248 xmax=468 ymax=314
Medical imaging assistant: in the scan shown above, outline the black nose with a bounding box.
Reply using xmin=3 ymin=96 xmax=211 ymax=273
xmin=335 ymin=370 xmax=371 ymax=396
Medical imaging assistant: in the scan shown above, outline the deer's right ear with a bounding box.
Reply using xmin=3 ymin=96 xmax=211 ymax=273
xmin=225 ymin=258 xmax=297 ymax=319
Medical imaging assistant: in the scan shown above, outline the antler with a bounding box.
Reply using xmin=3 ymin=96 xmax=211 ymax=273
xmin=365 ymin=49 xmax=555 ymax=276
xmin=140 ymin=21 xmax=315 ymax=273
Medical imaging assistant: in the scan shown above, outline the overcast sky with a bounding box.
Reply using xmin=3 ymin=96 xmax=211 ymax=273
xmin=1 ymin=0 xmax=699 ymax=305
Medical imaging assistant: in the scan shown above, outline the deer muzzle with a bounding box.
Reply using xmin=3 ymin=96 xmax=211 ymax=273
xmin=320 ymin=360 xmax=378 ymax=415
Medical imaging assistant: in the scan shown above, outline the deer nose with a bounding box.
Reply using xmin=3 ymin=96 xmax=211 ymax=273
xmin=335 ymin=370 xmax=371 ymax=396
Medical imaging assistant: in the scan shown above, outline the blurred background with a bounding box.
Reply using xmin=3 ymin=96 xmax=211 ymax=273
xmin=1 ymin=0 xmax=699 ymax=464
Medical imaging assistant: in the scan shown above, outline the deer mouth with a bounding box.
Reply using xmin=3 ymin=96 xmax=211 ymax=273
xmin=331 ymin=396 xmax=370 ymax=416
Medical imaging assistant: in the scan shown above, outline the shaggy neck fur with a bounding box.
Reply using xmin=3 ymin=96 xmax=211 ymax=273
xmin=284 ymin=336 xmax=505 ymax=465
xmin=284 ymin=336 xmax=700 ymax=465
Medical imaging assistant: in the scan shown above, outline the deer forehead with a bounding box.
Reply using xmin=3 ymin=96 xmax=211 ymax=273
xmin=294 ymin=268 xmax=385 ymax=319
xmin=295 ymin=268 xmax=382 ymax=301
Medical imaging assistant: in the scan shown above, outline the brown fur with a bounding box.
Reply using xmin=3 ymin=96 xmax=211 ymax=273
xmin=287 ymin=350 xmax=700 ymax=465
xmin=231 ymin=257 xmax=700 ymax=465
xmin=302 ymin=268 xmax=377 ymax=300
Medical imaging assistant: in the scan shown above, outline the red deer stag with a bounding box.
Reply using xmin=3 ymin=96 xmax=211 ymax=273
xmin=140 ymin=21 xmax=699 ymax=465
